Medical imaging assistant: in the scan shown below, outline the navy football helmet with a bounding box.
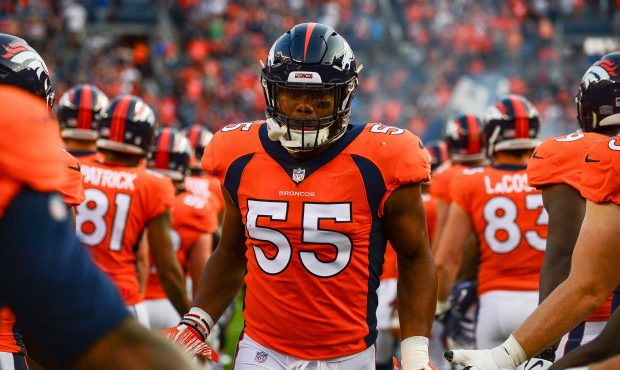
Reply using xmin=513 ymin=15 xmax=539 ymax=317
xmin=183 ymin=124 xmax=213 ymax=170
xmin=0 ymin=33 xmax=55 ymax=108
xmin=443 ymin=114 xmax=485 ymax=162
xmin=576 ymin=52 xmax=620 ymax=132
xmin=57 ymin=84 xmax=109 ymax=141
xmin=483 ymin=95 xmax=541 ymax=156
xmin=261 ymin=22 xmax=360 ymax=152
xmin=149 ymin=128 xmax=193 ymax=181
xmin=97 ymin=95 xmax=156 ymax=156
xmin=424 ymin=140 xmax=450 ymax=172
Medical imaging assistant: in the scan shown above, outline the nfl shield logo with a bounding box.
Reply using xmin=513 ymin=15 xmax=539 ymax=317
xmin=292 ymin=168 xmax=306 ymax=183
xmin=255 ymin=351 xmax=268 ymax=363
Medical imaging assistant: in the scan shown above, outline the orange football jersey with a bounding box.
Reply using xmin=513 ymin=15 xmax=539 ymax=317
xmin=145 ymin=191 xmax=216 ymax=299
xmin=0 ymin=309 xmax=22 ymax=353
xmin=528 ymin=131 xmax=612 ymax=321
xmin=76 ymin=160 xmax=175 ymax=305
xmin=59 ymin=148 xmax=85 ymax=207
xmin=429 ymin=162 xmax=465 ymax=203
xmin=423 ymin=192 xmax=437 ymax=244
xmin=380 ymin=243 xmax=398 ymax=280
xmin=581 ymin=136 xmax=620 ymax=205
xmin=185 ymin=174 xmax=224 ymax=224
xmin=203 ymin=121 xmax=430 ymax=359
xmin=528 ymin=131 xmax=606 ymax=190
xmin=451 ymin=166 xmax=547 ymax=295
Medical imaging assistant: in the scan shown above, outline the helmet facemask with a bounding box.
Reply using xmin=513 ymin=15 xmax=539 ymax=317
xmin=262 ymin=74 xmax=357 ymax=152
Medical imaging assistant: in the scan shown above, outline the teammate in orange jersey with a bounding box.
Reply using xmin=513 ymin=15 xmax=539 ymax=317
xmin=520 ymin=54 xmax=620 ymax=368
xmin=183 ymin=125 xmax=225 ymax=229
xmin=0 ymin=86 xmax=199 ymax=370
xmin=165 ymin=23 xmax=437 ymax=370
xmin=57 ymin=84 xmax=109 ymax=161
xmin=445 ymin=59 xmax=620 ymax=370
xmin=0 ymin=33 xmax=83 ymax=368
xmin=447 ymin=135 xmax=620 ymax=370
xmin=430 ymin=114 xmax=486 ymax=254
xmin=76 ymin=95 xmax=190 ymax=326
xmin=436 ymin=95 xmax=547 ymax=351
xmin=145 ymin=128 xmax=216 ymax=330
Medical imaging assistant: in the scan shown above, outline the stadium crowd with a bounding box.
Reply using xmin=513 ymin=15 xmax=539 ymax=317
xmin=1 ymin=0 xmax=618 ymax=138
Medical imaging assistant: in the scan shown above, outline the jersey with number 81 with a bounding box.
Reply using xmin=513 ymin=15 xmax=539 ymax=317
xmin=203 ymin=121 xmax=430 ymax=360
xmin=76 ymin=159 xmax=175 ymax=305
xmin=451 ymin=166 xmax=547 ymax=295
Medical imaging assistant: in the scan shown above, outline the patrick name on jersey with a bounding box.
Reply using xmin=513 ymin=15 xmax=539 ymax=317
xmin=82 ymin=165 xmax=138 ymax=191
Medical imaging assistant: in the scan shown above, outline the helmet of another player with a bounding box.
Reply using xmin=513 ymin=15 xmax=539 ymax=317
xmin=261 ymin=22 xmax=360 ymax=152
xmin=97 ymin=95 xmax=156 ymax=156
xmin=577 ymin=52 xmax=620 ymax=132
xmin=483 ymin=95 xmax=541 ymax=157
xmin=424 ymin=140 xmax=449 ymax=172
xmin=57 ymin=84 xmax=109 ymax=141
xmin=149 ymin=128 xmax=193 ymax=181
xmin=183 ymin=124 xmax=213 ymax=170
xmin=0 ymin=33 xmax=55 ymax=109
xmin=443 ymin=114 xmax=485 ymax=162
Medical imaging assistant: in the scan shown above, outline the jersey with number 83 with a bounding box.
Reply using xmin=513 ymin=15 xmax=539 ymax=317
xmin=76 ymin=159 xmax=175 ymax=305
xmin=451 ymin=166 xmax=547 ymax=295
xmin=203 ymin=121 xmax=430 ymax=360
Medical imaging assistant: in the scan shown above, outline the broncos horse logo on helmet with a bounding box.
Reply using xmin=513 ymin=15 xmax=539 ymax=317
xmin=577 ymin=52 xmax=620 ymax=132
xmin=0 ymin=33 xmax=55 ymax=109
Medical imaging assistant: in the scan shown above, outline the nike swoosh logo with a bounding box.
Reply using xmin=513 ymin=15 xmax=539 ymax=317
xmin=68 ymin=165 xmax=81 ymax=172
xmin=526 ymin=360 xmax=544 ymax=369
xmin=585 ymin=154 xmax=600 ymax=163
xmin=532 ymin=152 xmax=544 ymax=159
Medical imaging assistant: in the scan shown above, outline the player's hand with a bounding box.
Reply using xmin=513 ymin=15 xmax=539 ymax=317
xmin=162 ymin=307 xmax=219 ymax=362
xmin=445 ymin=335 xmax=526 ymax=370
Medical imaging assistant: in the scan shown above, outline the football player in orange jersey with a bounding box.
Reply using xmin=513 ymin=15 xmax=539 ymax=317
xmin=518 ymin=54 xmax=620 ymax=368
xmin=57 ymin=84 xmax=109 ymax=161
xmin=0 ymin=86 xmax=199 ymax=370
xmin=76 ymin=95 xmax=190 ymax=327
xmin=145 ymin=128 xmax=216 ymax=330
xmin=445 ymin=58 xmax=620 ymax=370
xmin=430 ymin=115 xmax=486 ymax=254
xmin=436 ymin=95 xmax=547 ymax=351
xmin=0 ymin=33 xmax=84 ymax=369
xmin=183 ymin=125 xmax=225 ymax=230
xmin=165 ymin=23 xmax=437 ymax=370
xmin=447 ymin=135 xmax=620 ymax=370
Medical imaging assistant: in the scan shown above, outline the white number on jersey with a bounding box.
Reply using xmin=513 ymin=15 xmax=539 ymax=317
xmin=246 ymin=200 xmax=352 ymax=277
xmin=76 ymin=189 xmax=131 ymax=251
xmin=483 ymin=194 xmax=547 ymax=253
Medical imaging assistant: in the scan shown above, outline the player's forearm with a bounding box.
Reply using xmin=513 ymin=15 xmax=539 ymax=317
xmin=192 ymin=245 xmax=246 ymax=323
xmin=158 ymin=265 xmax=191 ymax=316
xmin=397 ymin=247 xmax=437 ymax=338
xmin=513 ymin=277 xmax=608 ymax=357
xmin=538 ymin=249 xmax=572 ymax=303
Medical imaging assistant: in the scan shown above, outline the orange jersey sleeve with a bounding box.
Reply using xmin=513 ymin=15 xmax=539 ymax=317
xmin=451 ymin=166 xmax=546 ymax=295
xmin=347 ymin=123 xmax=430 ymax=217
xmin=580 ymin=137 xmax=620 ymax=205
xmin=0 ymin=87 xmax=67 ymax=217
xmin=0 ymin=308 xmax=23 ymax=354
xmin=430 ymin=163 xmax=465 ymax=203
xmin=59 ymin=148 xmax=85 ymax=207
xmin=380 ymin=243 xmax=398 ymax=280
xmin=527 ymin=131 xmax=605 ymax=190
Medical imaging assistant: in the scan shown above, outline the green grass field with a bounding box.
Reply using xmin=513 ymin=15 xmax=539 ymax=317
xmin=222 ymin=295 xmax=244 ymax=370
